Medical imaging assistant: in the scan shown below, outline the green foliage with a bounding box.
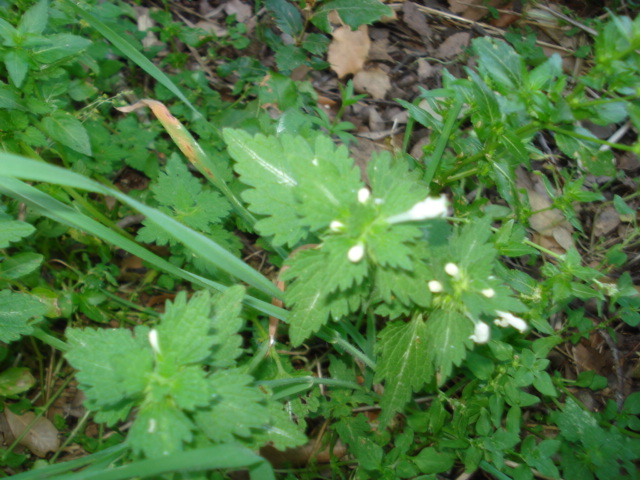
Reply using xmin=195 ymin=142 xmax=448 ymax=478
xmin=65 ymin=289 xmax=304 ymax=459
xmin=0 ymin=4 xmax=639 ymax=479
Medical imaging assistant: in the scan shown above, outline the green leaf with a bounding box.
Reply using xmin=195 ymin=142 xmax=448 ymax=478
xmin=18 ymin=0 xmax=48 ymax=35
xmin=312 ymin=0 xmax=392 ymax=32
xmin=31 ymin=33 xmax=91 ymax=63
xmin=473 ymin=37 xmax=524 ymax=93
xmin=0 ymin=18 xmax=17 ymax=44
xmin=375 ymin=316 xmax=432 ymax=426
xmin=0 ymin=252 xmax=43 ymax=281
xmin=0 ymin=367 xmax=36 ymax=396
xmin=4 ymin=50 xmax=30 ymax=88
xmin=155 ymin=291 xmax=217 ymax=366
xmin=41 ymin=112 xmax=92 ymax=156
xmin=0 ymin=85 xmax=26 ymax=110
xmin=65 ymin=326 xmax=153 ymax=417
xmin=254 ymin=402 xmax=307 ymax=451
xmin=335 ymin=415 xmax=383 ymax=470
xmin=425 ymin=310 xmax=472 ymax=382
xmin=0 ymin=219 xmax=35 ymax=248
xmin=265 ymin=0 xmax=304 ymax=37
xmin=194 ymin=369 xmax=269 ymax=443
xmin=128 ymin=399 xmax=194 ymax=458
xmin=224 ymin=130 xmax=361 ymax=246
xmin=0 ymin=290 xmax=45 ymax=342
xmin=554 ymin=127 xmax=616 ymax=176
xmin=411 ymin=447 xmax=456 ymax=474
xmin=209 ymin=286 xmax=245 ymax=368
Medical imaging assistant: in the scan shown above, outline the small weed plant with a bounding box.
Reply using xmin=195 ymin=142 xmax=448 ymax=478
xmin=0 ymin=1 xmax=639 ymax=479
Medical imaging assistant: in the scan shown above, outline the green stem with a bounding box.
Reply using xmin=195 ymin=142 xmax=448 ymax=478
xmin=424 ymin=95 xmax=464 ymax=186
xmin=319 ymin=327 xmax=376 ymax=370
xmin=547 ymin=126 xmax=636 ymax=152
xmin=32 ymin=328 xmax=69 ymax=352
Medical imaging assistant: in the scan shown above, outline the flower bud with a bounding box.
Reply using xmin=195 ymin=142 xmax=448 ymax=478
xmin=481 ymin=288 xmax=495 ymax=298
xmin=149 ymin=329 xmax=161 ymax=354
xmin=330 ymin=220 xmax=344 ymax=232
xmin=386 ymin=195 xmax=448 ymax=224
xmin=357 ymin=188 xmax=370 ymax=203
xmin=494 ymin=311 xmax=528 ymax=333
xmin=428 ymin=280 xmax=443 ymax=293
xmin=348 ymin=243 xmax=365 ymax=263
xmin=444 ymin=263 xmax=460 ymax=277
xmin=469 ymin=322 xmax=490 ymax=344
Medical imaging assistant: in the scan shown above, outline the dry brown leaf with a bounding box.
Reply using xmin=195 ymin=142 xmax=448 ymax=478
xmin=195 ymin=19 xmax=227 ymax=37
xmin=436 ymin=32 xmax=471 ymax=59
xmin=368 ymin=38 xmax=394 ymax=62
xmin=328 ymin=25 xmax=370 ymax=78
xmin=4 ymin=407 xmax=60 ymax=457
xmin=594 ymin=206 xmax=621 ymax=237
xmin=353 ymin=67 xmax=391 ymax=100
xmin=448 ymin=0 xmax=505 ymax=21
xmin=224 ymin=0 xmax=252 ymax=23
xmin=516 ymin=168 xmax=574 ymax=253
xmin=402 ymin=1 xmax=432 ymax=38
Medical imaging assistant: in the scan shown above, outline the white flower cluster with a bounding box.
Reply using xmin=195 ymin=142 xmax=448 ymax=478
xmin=387 ymin=195 xmax=448 ymax=224
xmin=428 ymin=262 xmax=528 ymax=344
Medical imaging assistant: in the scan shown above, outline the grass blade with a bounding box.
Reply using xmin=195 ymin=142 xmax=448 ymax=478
xmin=0 ymin=153 xmax=281 ymax=298
xmin=61 ymin=0 xmax=200 ymax=118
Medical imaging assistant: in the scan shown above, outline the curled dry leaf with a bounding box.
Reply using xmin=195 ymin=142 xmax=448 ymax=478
xmin=436 ymin=32 xmax=471 ymax=59
xmin=328 ymin=25 xmax=371 ymax=78
xmin=353 ymin=67 xmax=391 ymax=100
xmin=4 ymin=407 xmax=60 ymax=457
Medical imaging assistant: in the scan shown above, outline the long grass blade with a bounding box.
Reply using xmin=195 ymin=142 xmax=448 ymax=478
xmin=61 ymin=0 xmax=200 ymax=118
xmin=0 ymin=153 xmax=282 ymax=298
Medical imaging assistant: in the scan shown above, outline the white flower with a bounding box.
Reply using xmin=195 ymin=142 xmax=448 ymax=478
xmin=469 ymin=322 xmax=490 ymax=344
xmin=330 ymin=220 xmax=344 ymax=232
xmin=357 ymin=187 xmax=371 ymax=203
xmin=444 ymin=262 xmax=460 ymax=277
xmin=148 ymin=329 xmax=161 ymax=354
xmin=428 ymin=280 xmax=443 ymax=293
xmin=386 ymin=195 xmax=448 ymax=224
xmin=348 ymin=243 xmax=365 ymax=262
xmin=494 ymin=311 xmax=528 ymax=333
xmin=481 ymin=288 xmax=495 ymax=298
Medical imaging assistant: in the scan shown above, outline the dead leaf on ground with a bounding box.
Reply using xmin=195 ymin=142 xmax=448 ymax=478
xmin=353 ymin=67 xmax=391 ymax=100
xmin=223 ymin=0 xmax=252 ymax=23
xmin=4 ymin=407 xmax=60 ymax=457
xmin=516 ymin=168 xmax=574 ymax=253
xmin=594 ymin=206 xmax=621 ymax=237
xmin=436 ymin=32 xmax=471 ymax=59
xmin=328 ymin=25 xmax=371 ymax=78
xmin=403 ymin=1 xmax=432 ymax=39
xmin=448 ymin=0 xmax=506 ymax=21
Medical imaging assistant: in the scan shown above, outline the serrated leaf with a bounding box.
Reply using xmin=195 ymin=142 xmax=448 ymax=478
xmin=0 ymin=85 xmax=26 ymax=111
xmin=0 ymin=290 xmax=45 ymax=342
xmin=194 ymin=369 xmax=269 ymax=443
xmin=209 ymin=286 xmax=245 ymax=368
xmin=170 ymin=365 xmax=211 ymax=410
xmin=335 ymin=414 xmax=383 ymax=470
xmin=129 ymin=399 xmax=194 ymax=458
xmin=375 ymin=316 xmax=432 ymax=426
xmin=254 ymin=402 xmax=307 ymax=451
xmin=312 ymin=0 xmax=392 ymax=32
xmin=0 ymin=219 xmax=35 ymax=247
xmin=265 ymin=0 xmax=304 ymax=37
xmin=65 ymin=326 xmax=153 ymax=412
xmin=373 ymin=264 xmax=431 ymax=307
xmin=18 ymin=0 xmax=48 ymax=35
xmin=426 ymin=310 xmax=472 ymax=383
xmin=4 ymin=50 xmax=29 ymax=88
xmin=41 ymin=112 xmax=92 ymax=156
xmin=473 ymin=37 xmax=524 ymax=94
xmin=155 ymin=291 xmax=216 ymax=366
xmin=223 ymin=130 xmax=361 ymax=246
xmin=0 ymin=252 xmax=43 ymax=281
xmin=31 ymin=33 xmax=91 ymax=63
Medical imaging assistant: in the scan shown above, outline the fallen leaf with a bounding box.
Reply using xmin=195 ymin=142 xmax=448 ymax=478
xmin=448 ymin=0 xmax=505 ymax=21
xmin=353 ymin=67 xmax=391 ymax=100
xmin=436 ymin=32 xmax=470 ymax=59
xmin=328 ymin=25 xmax=370 ymax=78
xmin=4 ymin=407 xmax=60 ymax=457
xmin=224 ymin=0 xmax=252 ymax=23
xmin=516 ymin=168 xmax=574 ymax=253
xmin=593 ymin=206 xmax=620 ymax=237
xmin=402 ymin=1 xmax=432 ymax=39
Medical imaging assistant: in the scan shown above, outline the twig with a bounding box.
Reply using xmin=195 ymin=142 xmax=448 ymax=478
xmin=535 ymin=4 xmax=599 ymax=36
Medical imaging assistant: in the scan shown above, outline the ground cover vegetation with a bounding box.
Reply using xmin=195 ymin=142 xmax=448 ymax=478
xmin=0 ymin=0 xmax=639 ymax=478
